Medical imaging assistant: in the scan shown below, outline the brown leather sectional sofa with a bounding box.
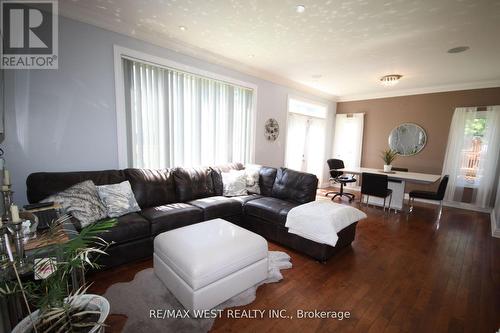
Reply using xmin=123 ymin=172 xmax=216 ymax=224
xmin=26 ymin=163 xmax=357 ymax=266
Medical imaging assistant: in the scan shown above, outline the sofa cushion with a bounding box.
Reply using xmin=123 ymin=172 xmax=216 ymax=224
xmin=210 ymin=163 xmax=245 ymax=196
xmin=173 ymin=167 xmax=215 ymax=202
xmin=43 ymin=180 xmax=107 ymax=228
xmin=221 ymin=170 xmax=248 ymax=196
xmin=124 ymin=168 xmax=176 ymax=208
xmin=188 ymin=196 xmax=242 ymax=220
xmin=258 ymin=167 xmax=277 ymax=196
xmin=271 ymin=168 xmax=318 ymax=204
xmin=27 ymin=170 xmax=126 ymax=204
xmin=244 ymin=197 xmax=299 ymax=225
xmin=97 ymin=212 xmax=151 ymax=245
xmin=141 ymin=203 xmax=203 ymax=235
xmin=232 ymin=194 xmax=262 ymax=205
xmin=96 ymin=181 xmax=141 ymax=218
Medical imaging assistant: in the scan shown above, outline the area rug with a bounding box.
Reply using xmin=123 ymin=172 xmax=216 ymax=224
xmin=103 ymin=251 xmax=292 ymax=333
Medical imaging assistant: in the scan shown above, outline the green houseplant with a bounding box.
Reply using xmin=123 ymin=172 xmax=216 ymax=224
xmin=381 ymin=149 xmax=398 ymax=172
xmin=1 ymin=215 xmax=116 ymax=333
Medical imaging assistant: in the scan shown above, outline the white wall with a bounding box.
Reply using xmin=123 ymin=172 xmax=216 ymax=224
xmin=3 ymin=16 xmax=336 ymax=204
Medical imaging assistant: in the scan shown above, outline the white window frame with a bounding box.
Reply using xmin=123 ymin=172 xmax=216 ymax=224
xmin=113 ymin=45 xmax=258 ymax=168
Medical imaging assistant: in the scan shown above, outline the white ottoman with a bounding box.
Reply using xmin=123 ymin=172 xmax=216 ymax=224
xmin=153 ymin=218 xmax=268 ymax=311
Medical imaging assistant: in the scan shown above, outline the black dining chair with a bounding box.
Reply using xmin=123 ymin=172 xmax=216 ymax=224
xmin=408 ymin=175 xmax=449 ymax=217
xmin=325 ymin=159 xmax=356 ymax=202
xmin=360 ymin=173 xmax=393 ymax=212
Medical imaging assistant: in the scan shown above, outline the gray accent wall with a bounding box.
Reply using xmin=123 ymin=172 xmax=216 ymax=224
xmin=3 ymin=16 xmax=335 ymax=204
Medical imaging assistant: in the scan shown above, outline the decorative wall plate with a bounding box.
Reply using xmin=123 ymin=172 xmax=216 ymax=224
xmin=264 ymin=118 xmax=279 ymax=141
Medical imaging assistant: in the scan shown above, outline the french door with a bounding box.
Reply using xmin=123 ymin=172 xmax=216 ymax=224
xmin=285 ymin=99 xmax=327 ymax=182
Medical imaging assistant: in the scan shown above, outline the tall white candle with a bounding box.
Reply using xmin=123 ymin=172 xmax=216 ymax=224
xmin=10 ymin=204 xmax=20 ymax=223
xmin=3 ymin=169 xmax=10 ymax=185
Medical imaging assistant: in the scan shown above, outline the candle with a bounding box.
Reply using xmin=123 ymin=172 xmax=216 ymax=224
xmin=10 ymin=204 xmax=20 ymax=223
xmin=3 ymin=169 xmax=10 ymax=185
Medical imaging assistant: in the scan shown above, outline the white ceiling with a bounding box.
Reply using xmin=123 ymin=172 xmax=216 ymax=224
xmin=60 ymin=0 xmax=500 ymax=100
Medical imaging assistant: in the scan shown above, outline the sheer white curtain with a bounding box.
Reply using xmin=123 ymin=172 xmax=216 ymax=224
xmin=442 ymin=106 xmax=500 ymax=209
xmin=332 ymin=113 xmax=364 ymax=169
xmin=123 ymin=59 xmax=254 ymax=168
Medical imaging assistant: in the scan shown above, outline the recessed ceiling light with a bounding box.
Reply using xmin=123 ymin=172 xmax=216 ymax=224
xmin=249 ymin=54 xmax=255 ymax=58
xmin=312 ymin=74 xmax=322 ymax=79
xmin=296 ymin=5 xmax=306 ymax=13
xmin=179 ymin=26 xmax=187 ymax=31
xmin=380 ymin=74 xmax=403 ymax=87
xmin=447 ymin=46 xmax=470 ymax=54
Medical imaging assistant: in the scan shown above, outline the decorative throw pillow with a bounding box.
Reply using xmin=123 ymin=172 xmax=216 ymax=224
xmin=244 ymin=167 xmax=261 ymax=194
xmin=42 ymin=180 xmax=107 ymax=228
xmin=221 ymin=170 xmax=248 ymax=197
xmin=97 ymin=181 xmax=141 ymax=218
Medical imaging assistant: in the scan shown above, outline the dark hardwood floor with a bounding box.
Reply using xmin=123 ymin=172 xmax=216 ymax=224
xmin=88 ymin=190 xmax=500 ymax=333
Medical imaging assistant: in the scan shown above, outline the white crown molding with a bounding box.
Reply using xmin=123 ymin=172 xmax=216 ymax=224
xmin=58 ymin=9 xmax=337 ymax=102
xmin=338 ymin=80 xmax=500 ymax=102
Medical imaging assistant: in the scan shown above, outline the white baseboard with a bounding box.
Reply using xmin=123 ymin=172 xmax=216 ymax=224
xmin=491 ymin=210 xmax=500 ymax=238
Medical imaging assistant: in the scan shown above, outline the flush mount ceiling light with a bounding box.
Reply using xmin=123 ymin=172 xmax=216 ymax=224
xmin=296 ymin=5 xmax=306 ymax=13
xmin=447 ymin=46 xmax=470 ymax=54
xmin=380 ymin=74 xmax=403 ymax=87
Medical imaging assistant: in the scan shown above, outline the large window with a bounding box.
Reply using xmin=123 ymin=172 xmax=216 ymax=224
xmin=117 ymin=49 xmax=256 ymax=169
xmin=442 ymin=106 xmax=500 ymax=209
xmin=332 ymin=113 xmax=364 ymax=170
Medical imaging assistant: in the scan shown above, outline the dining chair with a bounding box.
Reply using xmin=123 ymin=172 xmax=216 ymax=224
xmin=360 ymin=173 xmax=393 ymax=212
xmin=408 ymin=175 xmax=449 ymax=218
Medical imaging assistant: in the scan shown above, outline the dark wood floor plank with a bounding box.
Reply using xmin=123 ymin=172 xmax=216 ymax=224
xmin=88 ymin=189 xmax=500 ymax=333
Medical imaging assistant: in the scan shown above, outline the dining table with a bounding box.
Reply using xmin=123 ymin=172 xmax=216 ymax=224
xmin=338 ymin=167 xmax=442 ymax=211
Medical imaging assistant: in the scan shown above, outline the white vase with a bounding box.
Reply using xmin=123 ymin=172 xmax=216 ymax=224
xmin=13 ymin=294 xmax=110 ymax=333
xmin=383 ymin=164 xmax=392 ymax=172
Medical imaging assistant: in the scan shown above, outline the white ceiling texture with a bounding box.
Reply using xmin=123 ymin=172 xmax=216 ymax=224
xmin=60 ymin=0 xmax=500 ymax=100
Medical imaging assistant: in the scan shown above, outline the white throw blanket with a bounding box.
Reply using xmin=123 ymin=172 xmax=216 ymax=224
xmin=285 ymin=201 xmax=367 ymax=247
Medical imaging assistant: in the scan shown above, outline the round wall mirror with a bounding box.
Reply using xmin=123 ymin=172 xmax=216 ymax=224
xmin=388 ymin=123 xmax=427 ymax=156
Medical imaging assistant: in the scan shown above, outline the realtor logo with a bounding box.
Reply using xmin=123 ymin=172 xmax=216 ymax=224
xmin=1 ymin=0 xmax=58 ymax=69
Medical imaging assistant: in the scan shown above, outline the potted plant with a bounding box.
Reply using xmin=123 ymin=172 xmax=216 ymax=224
xmin=381 ymin=149 xmax=398 ymax=172
xmin=1 ymin=215 xmax=116 ymax=333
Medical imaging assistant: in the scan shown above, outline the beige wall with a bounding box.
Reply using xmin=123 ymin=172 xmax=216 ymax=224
xmin=337 ymin=87 xmax=500 ymax=191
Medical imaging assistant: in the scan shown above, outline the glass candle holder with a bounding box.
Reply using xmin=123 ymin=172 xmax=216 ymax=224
xmin=1 ymin=188 xmax=13 ymax=222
